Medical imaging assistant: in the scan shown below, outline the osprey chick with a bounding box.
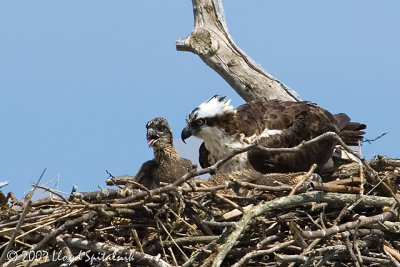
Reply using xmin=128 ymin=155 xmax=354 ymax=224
xmin=134 ymin=118 xmax=194 ymax=189
xmin=181 ymin=96 xmax=365 ymax=174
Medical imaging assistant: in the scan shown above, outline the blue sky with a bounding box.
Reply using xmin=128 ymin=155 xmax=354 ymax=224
xmin=1 ymin=1 xmax=399 ymax=198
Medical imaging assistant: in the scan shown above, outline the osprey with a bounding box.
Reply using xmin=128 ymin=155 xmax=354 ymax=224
xmin=134 ymin=118 xmax=194 ymax=189
xmin=181 ymin=96 xmax=365 ymax=174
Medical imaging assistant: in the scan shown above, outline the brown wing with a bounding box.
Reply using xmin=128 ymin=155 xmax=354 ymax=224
xmin=333 ymin=113 xmax=366 ymax=146
xmin=235 ymin=100 xmax=341 ymax=137
xmin=247 ymin=102 xmax=342 ymax=173
xmin=134 ymin=160 xmax=159 ymax=189
xmin=199 ymin=142 xmax=217 ymax=175
xmin=199 ymin=142 xmax=211 ymax=169
xmin=179 ymin=157 xmax=197 ymax=172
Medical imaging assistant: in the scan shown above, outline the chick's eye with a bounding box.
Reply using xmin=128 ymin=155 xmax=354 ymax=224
xmin=196 ymin=119 xmax=205 ymax=126
xmin=156 ymin=125 xmax=165 ymax=132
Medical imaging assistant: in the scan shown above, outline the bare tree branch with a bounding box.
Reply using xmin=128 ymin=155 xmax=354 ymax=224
xmin=177 ymin=0 xmax=301 ymax=102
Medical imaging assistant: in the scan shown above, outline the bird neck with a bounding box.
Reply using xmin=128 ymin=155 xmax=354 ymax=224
xmin=153 ymin=144 xmax=180 ymax=164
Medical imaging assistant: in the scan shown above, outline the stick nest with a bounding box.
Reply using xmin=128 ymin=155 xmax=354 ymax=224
xmin=1 ymin=155 xmax=399 ymax=267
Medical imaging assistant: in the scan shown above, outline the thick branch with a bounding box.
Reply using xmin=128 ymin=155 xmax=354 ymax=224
xmin=177 ymin=0 xmax=301 ymax=102
xmin=209 ymin=191 xmax=396 ymax=267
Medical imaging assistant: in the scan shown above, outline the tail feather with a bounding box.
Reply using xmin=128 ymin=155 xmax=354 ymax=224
xmin=334 ymin=113 xmax=366 ymax=146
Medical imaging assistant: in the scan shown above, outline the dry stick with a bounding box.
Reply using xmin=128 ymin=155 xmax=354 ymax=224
xmin=353 ymin=226 xmax=364 ymax=267
xmin=289 ymin=164 xmax=317 ymax=195
xmin=155 ymin=219 xmax=168 ymax=262
xmin=183 ymin=184 xmax=228 ymax=193
xmin=361 ymin=256 xmax=391 ymax=265
xmin=157 ymin=218 xmax=189 ymax=262
xmin=0 ymin=168 xmax=46 ymax=266
xmin=275 ymin=254 xmax=308 ymax=264
xmin=215 ymin=193 xmax=243 ymax=211
xmin=311 ymin=181 xmax=360 ymax=194
xmin=164 ymin=236 xmax=219 ymax=247
xmin=5 ymin=206 xmax=64 ymax=222
xmin=63 ymin=237 xmax=172 ymax=267
xmin=359 ymin=148 xmax=365 ymax=197
xmin=296 ymin=238 xmax=323 ymax=267
xmin=167 ymin=208 xmax=198 ymax=232
xmin=1 ymin=235 xmax=33 ymax=248
xmin=230 ymin=178 xmax=292 ymax=192
xmin=231 ymin=240 xmax=294 ymax=267
xmin=384 ymin=245 xmax=400 ymax=262
xmin=327 ymin=177 xmax=361 ymax=186
xmin=208 ymin=191 xmax=395 ymax=267
xmin=168 ymin=247 xmax=178 ymax=267
xmin=11 ymin=209 xmax=83 ymax=246
xmin=384 ymin=248 xmax=400 ymax=267
xmin=302 ymin=210 xmax=396 ymax=239
xmin=35 ymin=184 xmax=70 ymax=204
xmin=70 ymin=200 xmax=147 ymax=209
xmin=342 ymin=231 xmax=361 ymax=267
xmin=5 ymin=210 xmax=97 ymax=267
xmin=131 ymin=229 xmax=144 ymax=253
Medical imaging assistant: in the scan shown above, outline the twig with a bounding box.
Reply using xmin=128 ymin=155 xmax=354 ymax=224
xmin=384 ymin=245 xmax=400 ymax=262
xmin=164 ymin=236 xmax=219 ymax=247
xmin=168 ymin=247 xmax=178 ymax=267
xmin=0 ymin=235 xmax=33 ymax=248
xmin=34 ymin=185 xmax=70 ymax=204
xmin=342 ymin=231 xmax=360 ymax=267
xmin=215 ymin=193 xmax=243 ymax=211
xmin=232 ymin=240 xmax=294 ymax=267
xmin=311 ymin=181 xmax=360 ymax=194
xmin=327 ymin=177 xmax=362 ymax=186
xmin=12 ymin=209 xmax=83 ymax=247
xmin=131 ymin=229 xmax=144 ymax=253
xmin=361 ymin=131 xmax=388 ymax=144
xmin=289 ymin=164 xmax=317 ymax=195
xmin=302 ymin=210 xmax=396 ymax=239
xmin=230 ymin=178 xmax=292 ymax=192
xmin=156 ymin=217 xmax=189 ymax=262
xmin=275 ymin=254 xmax=308 ymax=263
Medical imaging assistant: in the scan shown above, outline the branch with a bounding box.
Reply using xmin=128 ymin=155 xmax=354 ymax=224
xmin=302 ymin=209 xmax=397 ymax=239
xmin=0 ymin=181 xmax=9 ymax=189
xmin=209 ymin=191 xmax=396 ymax=267
xmin=177 ymin=0 xmax=301 ymax=102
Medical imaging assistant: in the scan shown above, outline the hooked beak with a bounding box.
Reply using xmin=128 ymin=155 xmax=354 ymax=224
xmin=181 ymin=126 xmax=193 ymax=144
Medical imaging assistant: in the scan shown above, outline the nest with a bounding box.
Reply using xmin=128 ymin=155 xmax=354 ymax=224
xmin=0 ymin=154 xmax=399 ymax=267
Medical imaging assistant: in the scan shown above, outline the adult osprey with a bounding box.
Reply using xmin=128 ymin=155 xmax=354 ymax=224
xmin=134 ymin=118 xmax=194 ymax=189
xmin=181 ymin=96 xmax=365 ymax=174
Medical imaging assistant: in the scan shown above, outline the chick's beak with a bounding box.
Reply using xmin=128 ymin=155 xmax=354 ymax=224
xmin=181 ymin=126 xmax=192 ymax=144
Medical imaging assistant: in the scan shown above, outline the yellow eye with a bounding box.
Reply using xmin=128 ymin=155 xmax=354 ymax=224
xmin=196 ymin=119 xmax=205 ymax=126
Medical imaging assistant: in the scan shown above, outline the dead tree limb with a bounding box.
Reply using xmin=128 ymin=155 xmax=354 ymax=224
xmin=177 ymin=0 xmax=301 ymax=102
